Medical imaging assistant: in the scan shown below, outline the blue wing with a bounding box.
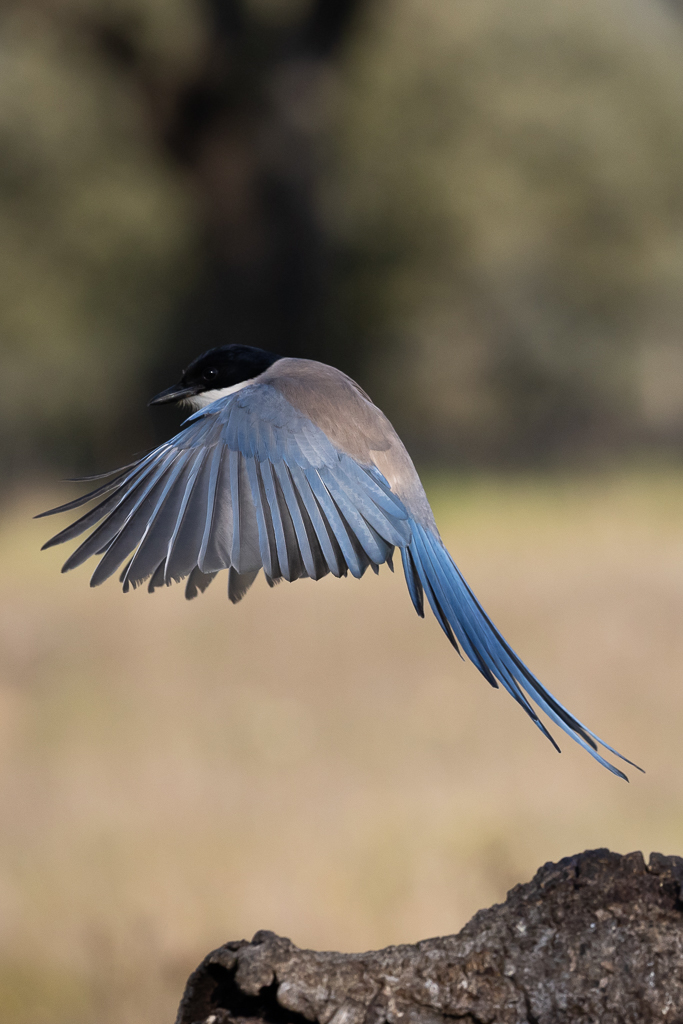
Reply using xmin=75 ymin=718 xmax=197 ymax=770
xmin=37 ymin=383 xmax=411 ymax=602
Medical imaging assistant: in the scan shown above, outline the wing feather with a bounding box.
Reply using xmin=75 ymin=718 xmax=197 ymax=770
xmin=185 ymin=566 xmax=217 ymax=600
xmin=270 ymin=466 xmax=306 ymax=581
xmin=259 ymin=459 xmax=291 ymax=580
xmin=147 ymin=560 xmax=167 ymax=593
xmin=198 ymin=447 xmax=233 ymax=574
xmin=228 ymin=567 xmax=260 ymax=603
xmin=90 ymin=451 xmax=194 ymax=586
xmin=305 ymin=468 xmax=366 ymax=578
xmin=287 ymin=464 xmax=344 ymax=577
xmin=41 ymin=451 xmax=168 ymax=551
xmin=36 ymin=467 xmax=138 ymax=519
xmin=333 ymin=463 xmax=410 ymax=547
xmin=284 ymin=469 xmax=330 ymax=581
xmin=273 ymin=462 xmax=321 ymax=580
xmin=318 ymin=467 xmax=390 ymax=565
xmin=245 ymin=457 xmax=278 ymax=579
xmin=339 ymin=460 xmax=410 ymax=526
xmin=163 ymin=449 xmax=213 ymax=584
xmin=59 ymin=451 xmax=179 ymax=573
xmin=119 ymin=450 xmax=201 ymax=589
xmin=230 ymin=450 xmax=261 ymax=574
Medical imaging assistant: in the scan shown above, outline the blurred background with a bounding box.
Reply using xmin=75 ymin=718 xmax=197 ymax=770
xmin=2 ymin=0 xmax=683 ymax=1021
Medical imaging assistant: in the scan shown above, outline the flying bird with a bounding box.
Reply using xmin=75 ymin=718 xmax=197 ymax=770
xmin=38 ymin=345 xmax=637 ymax=779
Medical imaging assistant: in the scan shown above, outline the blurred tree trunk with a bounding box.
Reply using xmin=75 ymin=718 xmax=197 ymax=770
xmin=91 ymin=0 xmax=364 ymax=383
xmin=175 ymin=850 xmax=683 ymax=1024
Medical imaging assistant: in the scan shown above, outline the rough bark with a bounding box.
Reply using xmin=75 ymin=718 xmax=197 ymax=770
xmin=175 ymin=849 xmax=683 ymax=1024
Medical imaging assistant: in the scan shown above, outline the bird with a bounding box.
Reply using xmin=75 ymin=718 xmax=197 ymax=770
xmin=38 ymin=344 xmax=638 ymax=779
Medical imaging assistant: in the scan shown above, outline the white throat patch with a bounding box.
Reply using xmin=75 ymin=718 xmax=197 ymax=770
xmin=183 ymin=378 xmax=255 ymax=411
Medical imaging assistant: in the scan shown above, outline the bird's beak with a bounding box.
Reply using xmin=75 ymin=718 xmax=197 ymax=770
xmin=148 ymin=383 xmax=198 ymax=407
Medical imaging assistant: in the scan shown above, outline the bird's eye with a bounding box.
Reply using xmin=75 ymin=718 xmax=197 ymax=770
xmin=202 ymin=368 xmax=218 ymax=382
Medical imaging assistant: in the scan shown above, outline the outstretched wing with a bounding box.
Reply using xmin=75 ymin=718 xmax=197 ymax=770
xmin=37 ymin=383 xmax=412 ymax=601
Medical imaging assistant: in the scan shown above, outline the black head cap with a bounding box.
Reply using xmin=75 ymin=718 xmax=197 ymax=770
xmin=149 ymin=345 xmax=282 ymax=406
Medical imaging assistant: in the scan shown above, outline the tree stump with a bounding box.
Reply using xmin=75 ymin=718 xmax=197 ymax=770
xmin=175 ymin=849 xmax=683 ymax=1024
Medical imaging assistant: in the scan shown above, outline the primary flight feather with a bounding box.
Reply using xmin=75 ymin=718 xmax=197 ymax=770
xmin=38 ymin=345 xmax=638 ymax=779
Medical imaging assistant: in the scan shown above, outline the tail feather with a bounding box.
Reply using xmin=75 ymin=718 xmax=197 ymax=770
xmin=405 ymin=521 xmax=640 ymax=780
xmin=400 ymin=546 xmax=425 ymax=619
xmin=411 ymin=527 xmax=557 ymax=749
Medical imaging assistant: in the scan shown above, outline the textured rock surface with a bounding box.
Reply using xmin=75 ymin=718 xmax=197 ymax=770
xmin=176 ymin=849 xmax=683 ymax=1024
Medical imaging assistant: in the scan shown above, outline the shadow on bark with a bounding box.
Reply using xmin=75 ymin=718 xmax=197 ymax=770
xmin=176 ymin=849 xmax=683 ymax=1024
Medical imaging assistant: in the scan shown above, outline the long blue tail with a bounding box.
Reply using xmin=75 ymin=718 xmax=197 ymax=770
xmin=401 ymin=521 xmax=639 ymax=780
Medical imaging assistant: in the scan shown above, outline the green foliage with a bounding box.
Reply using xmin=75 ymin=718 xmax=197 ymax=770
xmin=0 ymin=1 xmax=197 ymax=475
xmin=3 ymin=0 xmax=683 ymax=473
xmin=328 ymin=0 xmax=683 ymax=459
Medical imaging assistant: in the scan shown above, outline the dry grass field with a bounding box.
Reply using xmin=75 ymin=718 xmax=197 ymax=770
xmin=1 ymin=467 xmax=683 ymax=1023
